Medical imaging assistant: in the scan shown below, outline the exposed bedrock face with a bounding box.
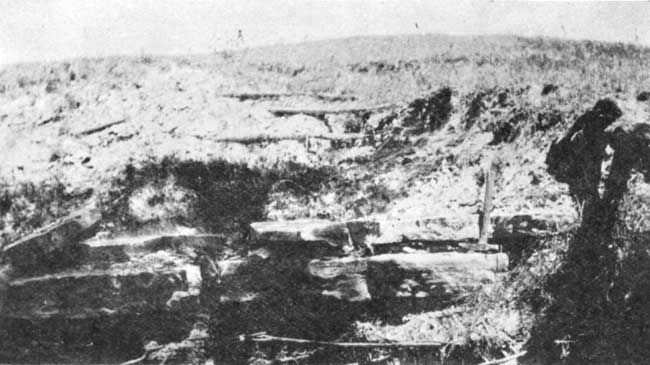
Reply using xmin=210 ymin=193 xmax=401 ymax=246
xmin=207 ymin=242 xmax=508 ymax=360
xmin=0 ymin=159 xmax=338 ymax=363
xmin=250 ymin=212 xmax=575 ymax=252
xmin=3 ymin=264 xmax=201 ymax=319
xmin=216 ymin=247 xmax=506 ymax=305
xmin=2 ymin=208 xmax=102 ymax=274
xmin=0 ymin=229 xmax=221 ymax=363
xmin=0 ymin=208 xmax=569 ymax=362
xmin=0 ymin=152 xmax=575 ymax=363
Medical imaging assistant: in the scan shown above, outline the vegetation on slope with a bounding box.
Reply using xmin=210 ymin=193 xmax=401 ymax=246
xmin=1 ymin=34 xmax=650 ymax=363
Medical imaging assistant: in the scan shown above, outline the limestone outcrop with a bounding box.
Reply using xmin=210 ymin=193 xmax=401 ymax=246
xmin=0 ymin=208 xmax=573 ymax=362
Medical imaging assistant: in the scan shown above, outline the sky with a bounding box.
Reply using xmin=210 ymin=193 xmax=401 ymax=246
xmin=1 ymin=0 xmax=650 ymax=66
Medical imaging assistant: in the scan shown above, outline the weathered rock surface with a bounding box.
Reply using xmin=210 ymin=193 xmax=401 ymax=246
xmin=218 ymin=251 xmax=507 ymax=303
xmin=2 ymin=263 xmax=201 ymax=319
xmin=491 ymin=211 xmax=576 ymax=238
xmin=0 ymin=231 xmax=212 ymax=363
xmin=0 ymin=231 xmax=232 ymax=322
xmin=313 ymin=252 xmax=507 ymax=301
xmin=2 ymin=208 xmax=101 ymax=271
xmin=361 ymin=216 xmax=479 ymax=245
xmin=80 ymin=233 xmax=229 ymax=263
xmin=0 ymin=213 xmax=514 ymax=362
xmin=250 ymin=211 xmax=576 ymax=248
xmin=250 ymin=219 xmax=351 ymax=247
xmin=209 ymin=250 xmax=509 ymax=358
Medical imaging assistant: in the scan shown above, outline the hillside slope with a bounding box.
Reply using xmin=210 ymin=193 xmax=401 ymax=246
xmin=1 ymin=34 xmax=650 ymax=363
xmin=5 ymin=34 xmax=644 ymax=240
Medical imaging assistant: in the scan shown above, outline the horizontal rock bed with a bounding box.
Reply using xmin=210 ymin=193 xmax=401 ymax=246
xmin=0 ymin=208 xmax=575 ymax=362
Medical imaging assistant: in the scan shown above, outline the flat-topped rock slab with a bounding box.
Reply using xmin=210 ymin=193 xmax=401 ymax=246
xmin=310 ymin=252 xmax=508 ymax=301
xmin=249 ymin=211 xmax=577 ymax=248
xmin=218 ymin=251 xmax=508 ymax=303
xmin=359 ymin=215 xmax=479 ymax=244
xmin=491 ymin=211 xmax=576 ymax=238
xmin=250 ymin=219 xmax=351 ymax=247
xmin=2 ymin=262 xmax=201 ymax=319
xmin=80 ymin=233 xmax=229 ymax=263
